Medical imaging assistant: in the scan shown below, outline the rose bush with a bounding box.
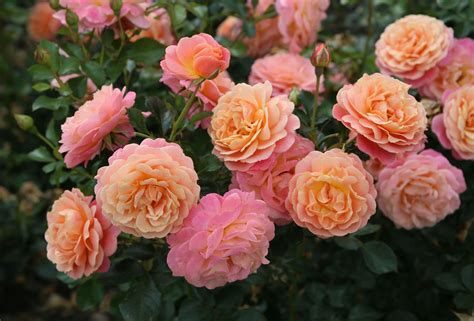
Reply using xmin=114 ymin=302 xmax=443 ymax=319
xmin=2 ymin=0 xmax=474 ymax=320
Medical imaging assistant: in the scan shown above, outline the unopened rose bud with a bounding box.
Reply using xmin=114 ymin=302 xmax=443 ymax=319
xmin=111 ymin=0 xmax=123 ymax=17
xmin=311 ymin=43 xmax=331 ymax=69
xmin=65 ymin=9 xmax=79 ymax=30
xmin=288 ymin=87 xmax=301 ymax=104
xmin=14 ymin=114 xmax=35 ymax=132
xmin=34 ymin=47 xmax=50 ymax=65
xmin=49 ymin=0 xmax=60 ymax=10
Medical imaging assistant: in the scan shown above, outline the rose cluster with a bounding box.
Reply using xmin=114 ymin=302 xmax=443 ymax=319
xmin=34 ymin=1 xmax=471 ymax=291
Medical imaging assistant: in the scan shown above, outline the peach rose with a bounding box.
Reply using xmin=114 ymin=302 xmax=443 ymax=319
xmin=208 ymin=81 xmax=300 ymax=171
xmin=167 ymin=189 xmax=275 ymax=289
xmin=285 ymin=149 xmax=377 ymax=238
xmin=45 ymin=189 xmax=119 ymax=279
xmin=333 ymin=73 xmax=427 ymax=164
xmin=249 ymin=52 xmax=323 ymax=96
xmin=375 ymin=15 xmax=454 ymax=81
xmin=95 ymin=138 xmax=200 ymax=239
xmin=130 ymin=8 xmax=175 ymax=46
xmin=59 ymin=85 xmax=135 ymax=168
xmin=377 ymin=150 xmax=466 ymax=229
xmin=28 ymin=2 xmax=61 ymax=41
xmin=432 ymin=85 xmax=474 ymax=160
xmin=231 ymin=134 xmax=314 ymax=224
xmin=415 ymin=39 xmax=474 ymax=101
xmin=276 ymin=0 xmax=330 ymax=53
xmin=160 ymin=33 xmax=230 ymax=82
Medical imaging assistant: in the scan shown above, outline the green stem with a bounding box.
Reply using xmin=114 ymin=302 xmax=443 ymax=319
xmin=135 ymin=132 xmax=152 ymax=139
xmin=360 ymin=0 xmax=374 ymax=74
xmin=169 ymin=80 xmax=204 ymax=141
xmin=34 ymin=131 xmax=56 ymax=151
xmin=310 ymin=72 xmax=322 ymax=144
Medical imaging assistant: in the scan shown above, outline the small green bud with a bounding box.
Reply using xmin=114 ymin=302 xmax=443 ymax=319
xmin=14 ymin=114 xmax=35 ymax=132
xmin=65 ymin=9 xmax=79 ymax=30
xmin=49 ymin=0 xmax=61 ymax=10
xmin=34 ymin=47 xmax=51 ymax=65
xmin=111 ymin=0 xmax=123 ymax=17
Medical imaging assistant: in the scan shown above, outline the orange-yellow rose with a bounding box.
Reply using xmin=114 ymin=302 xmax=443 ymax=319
xmin=375 ymin=15 xmax=453 ymax=81
xmin=208 ymin=81 xmax=300 ymax=171
xmin=95 ymin=138 xmax=200 ymax=239
xmin=285 ymin=149 xmax=377 ymax=238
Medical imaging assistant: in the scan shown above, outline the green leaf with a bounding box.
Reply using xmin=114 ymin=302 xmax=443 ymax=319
xmin=353 ymin=224 xmax=381 ymax=237
xmin=46 ymin=119 xmax=59 ymax=144
xmin=462 ymin=264 xmax=474 ymax=292
xmin=230 ymin=41 xmax=247 ymax=58
xmin=334 ymin=236 xmax=362 ymax=250
xmin=59 ymin=56 xmax=80 ymax=75
xmin=437 ymin=0 xmax=460 ymax=9
xmin=32 ymin=95 xmax=71 ymax=111
xmin=190 ymin=111 xmax=213 ymax=123
xmin=68 ymin=76 xmax=88 ymax=98
xmin=233 ymin=308 xmax=266 ymax=321
xmin=361 ymin=241 xmax=397 ymax=274
xmin=454 ymin=293 xmax=474 ymax=310
xmin=173 ymin=4 xmax=187 ymax=25
xmin=33 ymin=82 xmax=51 ymax=92
xmin=119 ymin=274 xmax=161 ymax=321
xmin=435 ymin=272 xmax=465 ymax=292
xmin=122 ymin=243 xmax=156 ymax=260
xmin=178 ymin=299 xmax=211 ymax=321
xmin=29 ymin=147 xmax=55 ymax=163
xmin=29 ymin=64 xmax=54 ymax=81
xmin=348 ymin=305 xmax=382 ymax=321
xmin=76 ymin=278 xmax=104 ymax=310
xmin=38 ymin=40 xmax=61 ymax=72
xmin=128 ymin=108 xmax=148 ymax=134
xmin=124 ymin=38 xmax=165 ymax=65
xmin=83 ymin=61 xmax=106 ymax=86
xmin=386 ymin=311 xmax=418 ymax=321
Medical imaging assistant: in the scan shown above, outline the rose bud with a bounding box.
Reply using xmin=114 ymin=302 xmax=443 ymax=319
xmin=311 ymin=43 xmax=331 ymax=69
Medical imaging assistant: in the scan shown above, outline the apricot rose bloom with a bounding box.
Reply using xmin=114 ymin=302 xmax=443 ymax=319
xmin=131 ymin=8 xmax=175 ymax=46
xmin=95 ymin=138 xmax=200 ymax=239
xmin=285 ymin=149 xmax=377 ymax=238
xmin=208 ymin=81 xmax=300 ymax=171
xmin=249 ymin=53 xmax=322 ymax=96
xmin=160 ymin=33 xmax=231 ymax=81
xmin=432 ymin=85 xmax=474 ymax=160
xmin=45 ymin=189 xmax=119 ymax=279
xmin=231 ymin=134 xmax=314 ymax=225
xmin=375 ymin=15 xmax=453 ymax=81
xmin=276 ymin=0 xmax=330 ymax=53
xmin=167 ymin=189 xmax=275 ymax=289
xmin=28 ymin=2 xmax=61 ymax=41
xmin=377 ymin=150 xmax=466 ymax=229
xmin=415 ymin=39 xmax=474 ymax=101
xmin=59 ymin=85 xmax=135 ymax=168
xmin=333 ymin=73 xmax=427 ymax=164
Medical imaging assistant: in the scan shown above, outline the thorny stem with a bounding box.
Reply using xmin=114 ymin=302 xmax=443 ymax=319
xmin=310 ymin=72 xmax=323 ymax=145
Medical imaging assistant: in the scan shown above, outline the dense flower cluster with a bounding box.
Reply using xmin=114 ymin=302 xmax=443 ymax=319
xmin=30 ymin=1 xmax=470 ymax=292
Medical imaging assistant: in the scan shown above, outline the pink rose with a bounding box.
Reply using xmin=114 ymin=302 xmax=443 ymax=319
xmin=249 ymin=53 xmax=323 ymax=96
xmin=45 ymin=188 xmax=119 ymax=279
xmin=415 ymin=39 xmax=474 ymax=101
xmin=167 ymin=189 xmax=275 ymax=289
xmin=432 ymin=85 xmax=474 ymax=160
xmin=285 ymin=149 xmax=377 ymax=238
xmin=231 ymin=134 xmax=314 ymax=224
xmin=95 ymin=138 xmax=200 ymax=239
xmin=130 ymin=8 xmax=175 ymax=46
xmin=377 ymin=150 xmax=466 ymax=229
xmin=333 ymin=73 xmax=427 ymax=164
xmin=208 ymin=81 xmax=300 ymax=171
xmin=160 ymin=33 xmax=230 ymax=81
xmin=162 ymin=71 xmax=235 ymax=129
xmin=375 ymin=15 xmax=453 ymax=82
xmin=276 ymin=0 xmax=330 ymax=53
xmin=28 ymin=2 xmax=61 ymax=41
xmin=59 ymin=85 xmax=135 ymax=168
xmin=54 ymin=0 xmax=150 ymax=32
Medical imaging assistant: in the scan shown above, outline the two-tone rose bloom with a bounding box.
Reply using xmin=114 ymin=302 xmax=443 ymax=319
xmin=377 ymin=150 xmax=466 ymax=229
xmin=45 ymin=189 xmax=119 ymax=279
xmin=333 ymin=73 xmax=428 ymax=164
